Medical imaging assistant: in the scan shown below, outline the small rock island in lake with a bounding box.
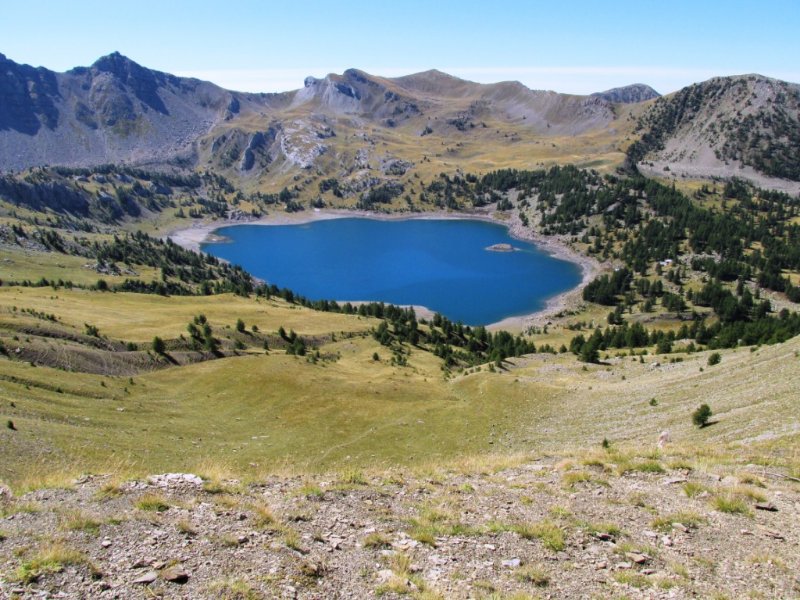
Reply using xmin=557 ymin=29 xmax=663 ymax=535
xmin=485 ymin=243 xmax=516 ymax=252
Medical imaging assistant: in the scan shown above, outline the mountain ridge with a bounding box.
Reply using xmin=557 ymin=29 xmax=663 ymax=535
xmin=1 ymin=52 xmax=799 ymax=193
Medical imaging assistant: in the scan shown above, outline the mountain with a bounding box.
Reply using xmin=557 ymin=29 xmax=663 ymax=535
xmin=591 ymin=83 xmax=660 ymax=104
xmin=628 ymin=74 xmax=800 ymax=190
xmin=1 ymin=52 xmax=219 ymax=168
xmin=2 ymin=52 xmax=799 ymax=193
xmin=0 ymin=52 xmax=634 ymax=183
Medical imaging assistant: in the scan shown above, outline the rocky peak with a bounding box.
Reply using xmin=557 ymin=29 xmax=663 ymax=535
xmin=91 ymin=51 xmax=139 ymax=76
xmin=89 ymin=51 xmax=170 ymax=115
xmin=592 ymin=83 xmax=661 ymax=104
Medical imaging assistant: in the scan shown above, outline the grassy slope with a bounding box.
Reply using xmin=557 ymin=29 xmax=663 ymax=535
xmin=210 ymin=101 xmax=644 ymax=197
xmin=2 ymin=281 xmax=799 ymax=486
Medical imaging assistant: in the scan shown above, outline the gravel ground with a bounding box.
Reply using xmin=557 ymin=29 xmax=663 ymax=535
xmin=1 ymin=452 xmax=798 ymax=599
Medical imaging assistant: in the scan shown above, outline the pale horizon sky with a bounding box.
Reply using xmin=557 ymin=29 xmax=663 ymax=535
xmin=2 ymin=1 xmax=799 ymax=95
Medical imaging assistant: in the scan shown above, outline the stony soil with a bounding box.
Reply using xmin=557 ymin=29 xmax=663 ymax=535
xmin=1 ymin=451 xmax=798 ymax=599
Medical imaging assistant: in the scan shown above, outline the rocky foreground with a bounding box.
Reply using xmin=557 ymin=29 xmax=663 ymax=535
xmin=1 ymin=449 xmax=798 ymax=599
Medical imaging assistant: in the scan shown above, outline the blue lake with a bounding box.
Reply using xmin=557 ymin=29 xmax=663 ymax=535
xmin=201 ymin=218 xmax=582 ymax=325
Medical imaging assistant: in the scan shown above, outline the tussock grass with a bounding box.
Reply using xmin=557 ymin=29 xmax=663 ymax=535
xmin=613 ymin=541 xmax=657 ymax=558
xmin=249 ymin=500 xmax=278 ymax=529
xmin=731 ymin=485 xmax=766 ymax=503
xmin=516 ymin=565 xmax=550 ymax=587
xmin=216 ymin=533 xmax=244 ymax=547
xmin=581 ymin=521 xmax=622 ymax=538
xmin=213 ymin=494 xmax=242 ymax=510
xmin=207 ymin=577 xmax=263 ymax=600
xmin=670 ymin=561 xmax=691 ymax=579
xmin=176 ymin=518 xmax=197 ymax=536
xmin=513 ymin=520 xmax=565 ymax=552
xmin=94 ymin=479 xmax=124 ymax=500
xmin=0 ymin=501 xmax=41 ymax=517
xmin=681 ymin=481 xmax=709 ymax=498
xmin=629 ymin=460 xmax=665 ymax=474
xmin=407 ymin=503 xmax=479 ymax=545
xmin=442 ymin=452 xmax=531 ymax=476
xmin=561 ymin=470 xmax=592 ymax=488
xmin=748 ymin=553 xmax=788 ymax=571
xmin=135 ymin=493 xmax=170 ymax=512
xmin=282 ymin=527 xmax=306 ymax=553
xmin=614 ymin=571 xmax=651 ymax=588
xmin=547 ymin=505 xmax=573 ymax=520
xmin=712 ymin=494 xmax=752 ymax=515
xmin=579 ymin=451 xmax=614 ymax=471
xmin=58 ymin=509 xmax=102 ymax=534
xmin=375 ymin=551 xmax=433 ymax=597
xmin=13 ymin=542 xmax=95 ymax=584
xmin=363 ymin=532 xmax=392 ymax=549
xmin=651 ymin=511 xmax=706 ymax=532
xmin=296 ymin=481 xmax=325 ymax=499
xmin=203 ymin=480 xmax=244 ymax=495
xmin=337 ymin=468 xmax=368 ymax=486
xmin=736 ymin=473 xmax=765 ymax=487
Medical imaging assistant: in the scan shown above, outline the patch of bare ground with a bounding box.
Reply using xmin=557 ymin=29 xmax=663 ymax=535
xmin=1 ymin=446 xmax=798 ymax=599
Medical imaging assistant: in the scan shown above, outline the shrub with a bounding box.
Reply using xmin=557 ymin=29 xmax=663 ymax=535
xmin=152 ymin=336 xmax=166 ymax=354
xmin=707 ymin=352 xmax=721 ymax=366
xmin=692 ymin=404 xmax=712 ymax=428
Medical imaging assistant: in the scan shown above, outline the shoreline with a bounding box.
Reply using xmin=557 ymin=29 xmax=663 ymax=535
xmin=166 ymin=208 xmax=605 ymax=331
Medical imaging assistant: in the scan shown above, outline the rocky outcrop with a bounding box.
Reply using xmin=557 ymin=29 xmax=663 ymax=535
xmin=381 ymin=158 xmax=413 ymax=176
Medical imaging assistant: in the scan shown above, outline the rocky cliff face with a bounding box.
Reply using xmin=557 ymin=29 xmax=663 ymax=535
xmin=0 ymin=53 xmax=61 ymax=135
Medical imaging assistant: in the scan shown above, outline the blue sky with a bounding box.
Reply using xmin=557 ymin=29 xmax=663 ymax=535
xmin=2 ymin=1 xmax=798 ymax=95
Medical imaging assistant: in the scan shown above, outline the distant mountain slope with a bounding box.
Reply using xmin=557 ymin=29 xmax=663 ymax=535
xmin=0 ymin=52 xmax=293 ymax=171
xmin=592 ymin=83 xmax=660 ymax=103
xmin=293 ymin=67 xmax=616 ymax=134
xmin=0 ymin=52 xmax=630 ymax=180
xmin=3 ymin=52 xmax=799 ymax=194
xmin=628 ymin=74 xmax=800 ymax=188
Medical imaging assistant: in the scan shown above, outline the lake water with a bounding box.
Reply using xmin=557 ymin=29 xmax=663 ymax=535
xmin=201 ymin=218 xmax=582 ymax=325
